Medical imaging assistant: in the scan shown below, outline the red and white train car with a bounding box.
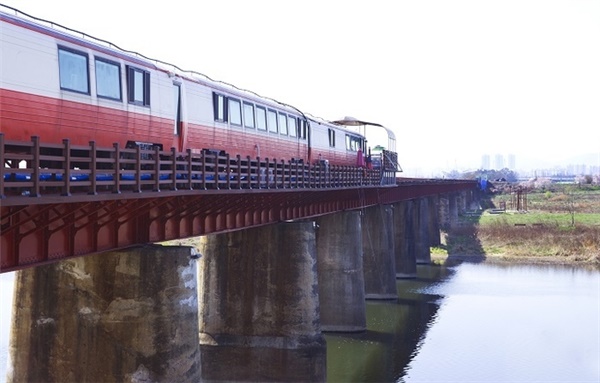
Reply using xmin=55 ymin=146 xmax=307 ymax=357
xmin=0 ymin=4 xmax=393 ymax=168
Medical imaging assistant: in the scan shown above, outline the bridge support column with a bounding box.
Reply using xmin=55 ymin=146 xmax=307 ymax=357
xmin=362 ymin=204 xmax=398 ymax=299
xmin=7 ymin=246 xmax=201 ymax=383
xmin=394 ymin=200 xmax=417 ymax=278
xmin=198 ymin=221 xmax=326 ymax=382
xmin=449 ymin=193 xmax=460 ymax=227
xmin=415 ymin=197 xmax=431 ymax=264
xmin=428 ymin=195 xmax=441 ymax=247
xmin=438 ymin=195 xmax=449 ymax=229
xmin=316 ymin=211 xmax=366 ymax=332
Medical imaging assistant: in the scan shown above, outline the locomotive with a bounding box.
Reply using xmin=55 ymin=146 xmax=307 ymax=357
xmin=0 ymin=4 xmax=398 ymax=180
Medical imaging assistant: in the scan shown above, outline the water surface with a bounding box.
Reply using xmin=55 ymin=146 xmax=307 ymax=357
xmin=326 ymin=263 xmax=600 ymax=382
xmin=2 ymin=263 xmax=599 ymax=382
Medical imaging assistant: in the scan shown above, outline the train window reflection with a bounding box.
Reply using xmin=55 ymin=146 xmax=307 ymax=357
xmin=244 ymin=102 xmax=255 ymax=128
xmin=279 ymin=112 xmax=288 ymax=135
xmin=95 ymin=58 xmax=121 ymax=100
xmin=229 ymin=98 xmax=242 ymax=126
xmin=267 ymin=109 xmax=278 ymax=133
xmin=288 ymin=116 xmax=297 ymax=137
xmin=58 ymin=46 xmax=89 ymax=94
xmin=126 ymin=66 xmax=150 ymax=106
xmin=256 ymin=106 xmax=267 ymax=130
xmin=345 ymin=134 xmax=361 ymax=151
xmin=213 ymin=93 xmax=227 ymax=122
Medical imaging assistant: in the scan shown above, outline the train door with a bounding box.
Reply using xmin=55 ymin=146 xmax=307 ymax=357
xmin=172 ymin=82 xmax=183 ymax=151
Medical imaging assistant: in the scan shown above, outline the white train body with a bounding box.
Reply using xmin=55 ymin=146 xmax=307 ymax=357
xmin=0 ymin=5 xmax=375 ymax=167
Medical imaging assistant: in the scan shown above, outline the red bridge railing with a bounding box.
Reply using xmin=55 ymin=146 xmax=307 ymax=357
xmin=1 ymin=134 xmax=391 ymax=201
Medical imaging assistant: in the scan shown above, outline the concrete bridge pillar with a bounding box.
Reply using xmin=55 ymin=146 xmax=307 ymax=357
xmin=198 ymin=221 xmax=326 ymax=382
xmin=316 ymin=211 xmax=366 ymax=332
xmin=428 ymin=195 xmax=441 ymax=247
xmin=362 ymin=204 xmax=398 ymax=299
xmin=415 ymin=197 xmax=431 ymax=264
xmin=458 ymin=191 xmax=467 ymax=213
xmin=7 ymin=246 xmax=201 ymax=383
xmin=393 ymin=200 xmax=417 ymax=278
xmin=438 ymin=195 xmax=450 ymax=229
xmin=448 ymin=193 xmax=460 ymax=227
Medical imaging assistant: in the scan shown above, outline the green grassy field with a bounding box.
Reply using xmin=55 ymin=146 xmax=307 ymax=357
xmin=438 ymin=185 xmax=600 ymax=264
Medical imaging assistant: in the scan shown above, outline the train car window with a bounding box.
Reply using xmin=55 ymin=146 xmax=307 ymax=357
xmin=58 ymin=46 xmax=89 ymax=94
xmin=299 ymin=119 xmax=307 ymax=140
xmin=212 ymin=92 xmax=228 ymax=122
xmin=95 ymin=57 xmax=121 ymax=100
xmin=267 ymin=109 xmax=278 ymax=133
xmin=345 ymin=134 xmax=361 ymax=151
xmin=256 ymin=106 xmax=267 ymax=130
xmin=243 ymin=102 xmax=255 ymax=129
xmin=288 ymin=116 xmax=297 ymax=137
xmin=228 ymin=98 xmax=242 ymax=126
xmin=173 ymin=84 xmax=181 ymax=135
xmin=126 ymin=66 xmax=150 ymax=106
xmin=328 ymin=129 xmax=336 ymax=147
xmin=278 ymin=112 xmax=288 ymax=135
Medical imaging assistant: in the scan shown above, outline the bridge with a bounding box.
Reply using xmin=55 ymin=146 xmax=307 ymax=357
xmin=0 ymin=134 xmax=474 ymax=273
xmin=1 ymin=134 xmax=477 ymax=382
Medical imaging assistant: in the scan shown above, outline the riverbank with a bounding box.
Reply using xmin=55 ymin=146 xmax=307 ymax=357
xmin=433 ymin=185 xmax=600 ymax=269
xmin=431 ymin=252 xmax=600 ymax=269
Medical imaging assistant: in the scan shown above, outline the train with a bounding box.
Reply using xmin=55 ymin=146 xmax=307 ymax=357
xmin=0 ymin=4 xmax=398 ymax=180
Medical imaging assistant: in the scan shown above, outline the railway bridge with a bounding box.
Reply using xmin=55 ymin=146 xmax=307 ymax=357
xmin=1 ymin=134 xmax=477 ymax=382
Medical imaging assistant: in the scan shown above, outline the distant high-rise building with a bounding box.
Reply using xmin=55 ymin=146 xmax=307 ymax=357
xmin=494 ymin=154 xmax=504 ymax=170
xmin=507 ymin=154 xmax=515 ymax=170
xmin=481 ymin=154 xmax=490 ymax=169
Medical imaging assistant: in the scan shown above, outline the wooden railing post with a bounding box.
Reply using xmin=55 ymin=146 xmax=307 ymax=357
xmin=61 ymin=138 xmax=71 ymax=196
xmin=0 ymin=133 xmax=5 ymax=199
xmin=171 ymin=147 xmax=178 ymax=191
xmin=236 ymin=154 xmax=242 ymax=189
xmin=186 ymin=149 xmax=192 ymax=190
xmin=113 ymin=143 xmax=121 ymax=194
xmin=225 ymin=153 xmax=231 ymax=189
xmin=153 ymin=146 xmax=161 ymax=192
xmin=280 ymin=159 xmax=285 ymax=188
xmin=31 ymin=136 xmax=41 ymax=197
xmin=256 ymin=156 xmax=262 ymax=188
xmin=88 ymin=140 xmax=97 ymax=195
xmin=134 ymin=145 xmax=142 ymax=193
xmin=246 ymin=155 xmax=252 ymax=189
xmin=201 ymin=150 xmax=207 ymax=190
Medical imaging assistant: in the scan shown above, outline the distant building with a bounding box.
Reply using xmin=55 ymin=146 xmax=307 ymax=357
xmin=507 ymin=154 xmax=515 ymax=170
xmin=481 ymin=154 xmax=490 ymax=169
xmin=494 ymin=154 xmax=504 ymax=170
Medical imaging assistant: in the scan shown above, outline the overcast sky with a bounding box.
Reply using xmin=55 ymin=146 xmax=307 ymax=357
xmin=2 ymin=0 xmax=599 ymax=176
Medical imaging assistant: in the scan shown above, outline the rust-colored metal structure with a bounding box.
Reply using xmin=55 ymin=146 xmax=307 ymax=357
xmin=1 ymin=135 xmax=475 ymax=273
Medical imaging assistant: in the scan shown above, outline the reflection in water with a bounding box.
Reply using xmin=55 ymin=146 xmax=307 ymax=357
xmin=326 ymin=263 xmax=600 ymax=383
xmin=325 ymin=266 xmax=454 ymax=382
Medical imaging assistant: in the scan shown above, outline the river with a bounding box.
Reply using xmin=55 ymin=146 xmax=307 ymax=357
xmin=1 ymin=262 xmax=599 ymax=382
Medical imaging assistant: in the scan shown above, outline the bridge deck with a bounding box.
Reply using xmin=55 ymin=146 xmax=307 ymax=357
xmin=0 ymin=135 xmax=476 ymax=273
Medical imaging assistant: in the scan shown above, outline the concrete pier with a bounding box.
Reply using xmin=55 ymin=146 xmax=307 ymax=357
xmin=415 ymin=197 xmax=432 ymax=264
xmin=449 ymin=193 xmax=460 ymax=227
xmin=198 ymin=222 xmax=326 ymax=382
xmin=394 ymin=200 xmax=417 ymax=278
xmin=7 ymin=245 xmax=201 ymax=383
xmin=427 ymin=195 xmax=441 ymax=247
xmin=316 ymin=211 xmax=366 ymax=332
xmin=362 ymin=205 xmax=398 ymax=299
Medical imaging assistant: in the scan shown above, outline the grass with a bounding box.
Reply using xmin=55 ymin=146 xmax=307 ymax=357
xmin=438 ymin=185 xmax=600 ymax=265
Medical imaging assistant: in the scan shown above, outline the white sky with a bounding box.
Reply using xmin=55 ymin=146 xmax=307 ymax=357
xmin=2 ymin=0 xmax=599 ymax=176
